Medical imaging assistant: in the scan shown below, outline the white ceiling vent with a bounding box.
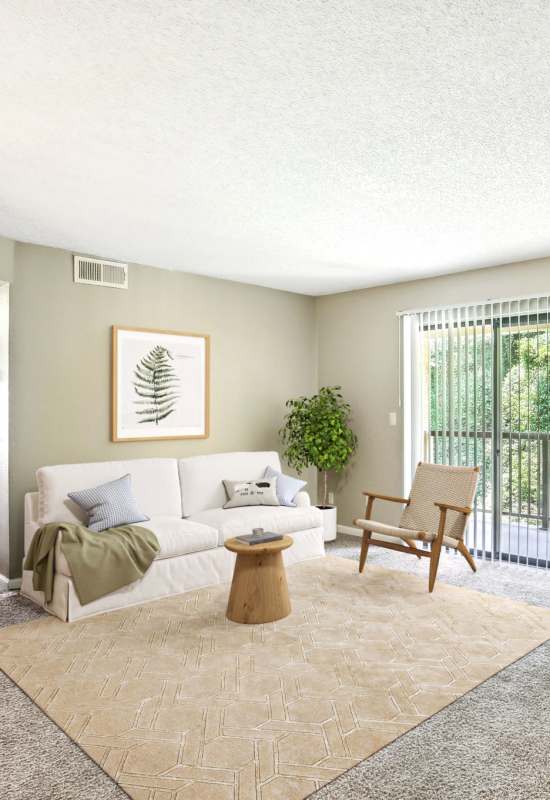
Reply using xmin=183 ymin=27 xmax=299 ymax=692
xmin=73 ymin=256 xmax=128 ymax=289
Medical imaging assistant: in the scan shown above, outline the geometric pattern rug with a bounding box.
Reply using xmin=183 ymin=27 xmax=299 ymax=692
xmin=1 ymin=556 xmax=550 ymax=800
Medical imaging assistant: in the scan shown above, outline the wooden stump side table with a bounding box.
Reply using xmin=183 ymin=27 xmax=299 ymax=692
xmin=224 ymin=536 xmax=293 ymax=624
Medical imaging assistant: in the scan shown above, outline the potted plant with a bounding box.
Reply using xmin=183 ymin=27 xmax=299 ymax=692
xmin=279 ymin=386 xmax=358 ymax=541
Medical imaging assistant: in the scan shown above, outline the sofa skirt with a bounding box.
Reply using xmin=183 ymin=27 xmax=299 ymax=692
xmin=20 ymin=526 xmax=325 ymax=622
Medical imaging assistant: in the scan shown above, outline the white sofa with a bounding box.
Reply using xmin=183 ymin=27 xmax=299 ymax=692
xmin=21 ymin=451 xmax=324 ymax=621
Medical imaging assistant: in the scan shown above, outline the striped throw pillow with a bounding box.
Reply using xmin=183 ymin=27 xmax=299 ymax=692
xmin=68 ymin=474 xmax=149 ymax=533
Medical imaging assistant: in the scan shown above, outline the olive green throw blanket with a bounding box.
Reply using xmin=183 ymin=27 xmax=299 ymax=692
xmin=24 ymin=523 xmax=160 ymax=606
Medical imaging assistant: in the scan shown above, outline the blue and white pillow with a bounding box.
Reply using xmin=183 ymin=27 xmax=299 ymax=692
xmin=264 ymin=465 xmax=306 ymax=507
xmin=68 ymin=474 xmax=149 ymax=533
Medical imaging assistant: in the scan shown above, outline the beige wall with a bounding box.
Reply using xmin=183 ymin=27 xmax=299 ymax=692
xmin=0 ymin=236 xmax=12 ymax=577
xmin=9 ymin=243 xmax=317 ymax=575
xmin=0 ymin=284 xmax=8 ymax=577
xmin=316 ymin=257 xmax=550 ymax=529
xmin=5 ymin=239 xmax=550 ymax=575
xmin=0 ymin=236 xmax=14 ymax=283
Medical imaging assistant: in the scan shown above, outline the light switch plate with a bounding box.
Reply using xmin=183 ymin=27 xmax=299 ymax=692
xmin=389 ymin=411 xmax=397 ymax=426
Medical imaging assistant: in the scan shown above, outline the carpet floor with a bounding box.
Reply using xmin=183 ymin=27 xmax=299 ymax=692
xmin=1 ymin=540 xmax=550 ymax=799
xmin=315 ymin=536 xmax=550 ymax=799
xmin=0 ymin=593 xmax=129 ymax=800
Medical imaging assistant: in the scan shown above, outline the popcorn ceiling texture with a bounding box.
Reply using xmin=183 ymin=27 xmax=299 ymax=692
xmin=1 ymin=1 xmax=550 ymax=294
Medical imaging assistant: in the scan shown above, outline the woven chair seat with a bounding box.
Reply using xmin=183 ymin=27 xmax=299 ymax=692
xmin=354 ymin=517 xmax=460 ymax=549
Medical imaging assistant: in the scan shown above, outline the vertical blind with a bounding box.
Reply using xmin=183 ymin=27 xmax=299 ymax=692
xmin=401 ymin=295 xmax=550 ymax=568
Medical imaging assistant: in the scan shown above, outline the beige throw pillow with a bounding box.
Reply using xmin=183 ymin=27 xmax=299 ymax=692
xmin=223 ymin=477 xmax=279 ymax=509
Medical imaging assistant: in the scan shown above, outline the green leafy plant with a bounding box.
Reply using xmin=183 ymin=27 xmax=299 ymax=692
xmin=279 ymin=386 xmax=357 ymax=506
xmin=133 ymin=345 xmax=180 ymax=424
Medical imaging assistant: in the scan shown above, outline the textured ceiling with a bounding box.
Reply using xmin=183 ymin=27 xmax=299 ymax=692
xmin=1 ymin=1 xmax=550 ymax=295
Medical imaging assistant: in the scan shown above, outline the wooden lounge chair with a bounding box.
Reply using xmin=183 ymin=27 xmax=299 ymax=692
xmin=353 ymin=462 xmax=480 ymax=592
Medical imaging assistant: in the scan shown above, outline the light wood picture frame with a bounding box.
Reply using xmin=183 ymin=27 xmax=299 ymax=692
xmin=112 ymin=326 xmax=210 ymax=442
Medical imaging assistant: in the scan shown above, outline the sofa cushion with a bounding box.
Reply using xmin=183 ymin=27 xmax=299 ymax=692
xmin=189 ymin=505 xmax=323 ymax=546
xmin=264 ymin=465 xmax=307 ymax=507
xmin=68 ymin=474 xmax=149 ymax=532
xmin=145 ymin=517 xmax=218 ymax=559
xmin=37 ymin=459 xmax=181 ymax=526
xmin=223 ymin=477 xmax=279 ymax=509
xmin=55 ymin=516 xmax=218 ymax=576
xmin=178 ymin=451 xmax=282 ymax=517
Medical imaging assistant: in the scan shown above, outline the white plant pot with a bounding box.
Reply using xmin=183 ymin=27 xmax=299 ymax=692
xmin=316 ymin=505 xmax=337 ymax=542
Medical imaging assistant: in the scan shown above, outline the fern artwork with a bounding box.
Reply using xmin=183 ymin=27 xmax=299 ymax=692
xmin=112 ymin=327 xmax=209 ymax=442
xmin=133 ymin=345 xmax=180 ymax=425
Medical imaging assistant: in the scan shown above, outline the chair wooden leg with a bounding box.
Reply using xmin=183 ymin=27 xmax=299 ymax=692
xmin=401 ymin=539 xmax=423 ymax=560
xmin=428 ymin=540 xmax=443 ymax=592
xmin=358 ymin=496 xmax=375 ymax=574
xmin=359 ymin=532 xmax=371 ymax=573
xmin=457 ymin=540 xmax=477 ymax=572
xmin=429 ymin=508 xmax=446 ymax=593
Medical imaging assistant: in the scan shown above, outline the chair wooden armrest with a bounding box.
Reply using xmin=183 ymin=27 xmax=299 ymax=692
xmin=362 ymin=491 xmax=409 ymax=505
xmin=434 ymin=501 xmax=473 ymax=516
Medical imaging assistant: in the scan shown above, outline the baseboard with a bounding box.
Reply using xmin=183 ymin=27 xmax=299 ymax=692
xmin=0 ymin=573 xmax=21 ymax=590
xmin=337 ymin=524 xmax=361 ymax=537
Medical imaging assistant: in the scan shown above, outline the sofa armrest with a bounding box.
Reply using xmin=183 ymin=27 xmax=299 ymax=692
xmin=24 ymin=492 xmax=40 ymax=554
xmin=294 ymin=491 xmax=311 ymax=508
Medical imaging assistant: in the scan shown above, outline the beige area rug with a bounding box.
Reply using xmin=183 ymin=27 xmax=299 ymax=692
xmin=2 ymin=556 xmax=550 ymax=800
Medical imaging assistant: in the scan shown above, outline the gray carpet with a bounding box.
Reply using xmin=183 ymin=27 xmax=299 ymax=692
xmin=0 ymin=592 xmax=47 ymax=627
xmin=0 ymin=673 xmax=130 ymax=800
xmin=0 ymin=594 xmax=129 ymax=800
xmin=311 ymin=640 xmax=550 ymax=800
xmin=330 ymin=533 xmax=550 ymax=608
xmin=1 ymin=538 xmax=550 ymax=800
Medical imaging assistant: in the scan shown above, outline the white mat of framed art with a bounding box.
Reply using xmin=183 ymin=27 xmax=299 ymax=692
xmin=112 ymin=326 xmax=209 ymax=441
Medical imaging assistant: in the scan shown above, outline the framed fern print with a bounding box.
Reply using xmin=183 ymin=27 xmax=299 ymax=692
xmin=112 ymin=326 xmax=209 ymax=441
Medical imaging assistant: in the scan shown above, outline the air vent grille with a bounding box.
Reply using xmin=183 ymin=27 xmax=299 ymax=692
xmin=73 ymin=256 xmax=128 ymax=289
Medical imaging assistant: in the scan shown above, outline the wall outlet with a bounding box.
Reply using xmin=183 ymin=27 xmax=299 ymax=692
xmin=328 ymin=491 xmax=335 ymax=505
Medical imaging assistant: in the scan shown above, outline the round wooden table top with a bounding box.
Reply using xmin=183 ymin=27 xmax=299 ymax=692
xmin=224 ymin=535 xmax=293 ymax=555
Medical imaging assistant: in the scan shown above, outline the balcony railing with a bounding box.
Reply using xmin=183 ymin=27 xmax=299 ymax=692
xmin=428 ymin=429 xmax=550 ymax=531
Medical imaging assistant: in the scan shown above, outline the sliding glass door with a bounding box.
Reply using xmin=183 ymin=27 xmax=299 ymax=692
xmin=499 ymin=305 xmax=549 ymax=565
xmin=408 ymin=297 xmax=549 ymax=567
